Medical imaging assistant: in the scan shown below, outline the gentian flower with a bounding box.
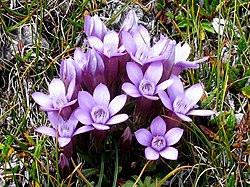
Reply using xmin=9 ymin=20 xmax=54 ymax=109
xmin=158 ymin=75 xmax=215 ymax=122
xmin=84 ymin=15 xmax=107 ymax=40
xmin=75 ymin=83 xmax=128 ymax=130
xmin=119 ymin=9 xmax=138 ymax=34
xmin=35 ymin=112 xmax=94 ymax=147
xmin=122 ymin=61 xmax=173 ymax=100
xmin=173 ymin=42 xmax=209 ymax=75
xmin=135 ymin=116 xmax=183 ymax=160
xmin=32 ymin=78 xmax=77 ymax=112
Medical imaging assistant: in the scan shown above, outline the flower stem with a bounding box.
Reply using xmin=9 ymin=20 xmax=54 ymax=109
xmin=112 ymin=141 xmax=119 ymax=187
xmin=97 ymin=152 xmax=105 ymax=186
xmin=133 ymin=160 xmax=151 ymax=187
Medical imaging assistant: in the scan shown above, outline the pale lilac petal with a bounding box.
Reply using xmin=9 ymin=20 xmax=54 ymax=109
xmin=150 ymin=37 xmax=169 ymax=57
xmin=135 ymin=128 xmax=152 ymax=146
xmin=84 ymin=15 xmax=93 ymax=37
xmin=150 ymin=116 xmax=166 ymax=136
xmin=88 ymin=36 xmax=104 ymax=53
xmin=47 ymin=111 xmax=61 ymax=129
xmin=74 ymin=109 xmax=93 ymax=125
xmin=175 ymin=42 xmax=190 ymax=62
xmin=160 ymin=147 xmax=178 ymax=160
xmin=187 ymin=109 xmax=215 ymax=116
xmin=58 ymin=137 xmax=71 ymax=148
xmin=78 ymin=91 xmax=95 ymax=110
xmin=192 ymin=56 xmax=209 ymax=64
xmin=165 ymin=128 xmax=184 ymax=146
xmin=32 ymin=92 xmax=53 ymax=107
xmin=175 ymin=112 xmax=192 ymax=122
xmin=167 ymin=75 xmax=184 ymax=102
xmin=103 ymin=31 xmax=119 ymax=57
xmin=122 ymin=83 xmax=141 ymax=98
xmin=64 ymin=99 xmax=77 ymax=107
xmin=106 ymin=114 xmax=128 ymax=125
xmin=35 ymin=127 xmax=56 ymax=137
xmin=143 ymin=95 xmax=159 ymax=100
xmin=144 ymin=62 xmax=163 ymax=84
xmin=174 ymin=61 xmax=199 ymax=69
xmin=120 ymin=10 xmax=138 ymax=33
xmin=133 ymin=25 xmax=150 ymax=47
xmin=73 ymin=126 xmax=94 ymax=136
xmin=93 ymin=83 xmax=110 ymax=107
xmin=92 ymin=123 xmax=110 ymax=130
xmin=66 ymin=79 xmax=76 ymax=100
xmin=158 ymin=91 xmax=173 ymax=111
xmin=156 ymin=79 xmax=174 ymax=93
xmin=184 ymin=83 xmax=203 ymax=108
xmin=74 ymin=48 xmax=87 ymax=69
xmin=121 ymin=31 xmax=136 ymax=54
xmin=108 ymin=94 xmax=127 ymax=116
xmin=49 ymin=78 xmax=66 ymax=98
xmin=126 ymin=62 xmax=143 ymax=86
xmin=145 ymin=147 xmax=159 ymax=160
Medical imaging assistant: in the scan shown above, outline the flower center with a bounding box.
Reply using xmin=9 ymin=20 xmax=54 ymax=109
xmin=139 ymin=79 xmax=155 ymax=96
xmin=91 ymin=106 xmax=110 ymax=124
xmin=173 ymin=94 xmax=191 ymax=114
xmin=53 ymin=96 xmax=68 ymax=109
xmin=59 ymin=122 xmax=74 ymax=138
xmin=151 ymin=135 xmax=166 ymax=152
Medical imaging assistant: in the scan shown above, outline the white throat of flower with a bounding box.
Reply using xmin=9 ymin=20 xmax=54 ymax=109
xmin=151 ymin=135 xmax=166 ymax=152
xmin=139 ymin=79 xmax=155 ymax=96
xmin=91 ymin=106 xmax=110 ymax=124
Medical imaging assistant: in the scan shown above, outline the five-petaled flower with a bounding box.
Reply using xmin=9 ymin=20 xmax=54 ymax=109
xmin=75 ymin=83 xmax=128 ymax=130
xmin=122 ymin=61 xmax=173 ymax=100
xmin=35 ymin=112 xmax=94 ymax=147
xmin=158 ymin=75 xmax=215 ymax=122
xmin=135 ymin=116 xmax=183 ymax=160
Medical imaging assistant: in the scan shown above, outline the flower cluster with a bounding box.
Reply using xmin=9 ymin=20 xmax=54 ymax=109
xmin=32 ymin=10 xmax=214 ymax=164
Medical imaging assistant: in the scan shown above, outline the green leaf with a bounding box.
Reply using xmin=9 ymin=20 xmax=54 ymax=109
xmin=201 ymin=20 xmax=215 ymax=33
xmin=242 ymin=85 xmax=250 ymax=98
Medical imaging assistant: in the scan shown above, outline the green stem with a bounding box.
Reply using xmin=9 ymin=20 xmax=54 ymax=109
xmin=112 ymin=141 xmax=119 ymax=187
xmin=133 ymin=161 xmax=151 ymax=187
xmin=97 ymin=152 xmax=105 ymax=187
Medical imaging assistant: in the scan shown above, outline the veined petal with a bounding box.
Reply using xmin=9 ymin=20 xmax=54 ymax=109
xmin=187 ymin=109 xmax=215 ymax=116
xmin=88 ymin=36 xmax=104 ymax=53
xmin=158 ymin=90 xmax=173 ymax=111
xmin=175 ymin=112 xmax=192 ymax=122
xmin=49 ymin=78 xmax=66 ymax=98
xmin=106 ymin=114 xmax=128 ymax=125
xmin=175 ymin=42 xmax=190 ymax=62
xmin=160 ymin=147 xmax=178 ymax=160
xmin=167 ymin=75 xmax=184 ymax=103
xmin=74 ymin=48 xmax=87 ymax=69
xmin=32 ymin=92 xmax=53 ymax=107
xmin=122 ymin=83 xmax=141 ymax=98
xmin=58 ymin=137 xmax=71 ymax=148
xmin=126 ymin=62 xmax=143 ymax=86
xmin=103 ymin=31 xmax=119 ymax=57
xmin=35 ymin=126 xmax=56 ymax=137
xmin=144 ymin=62 xmax=163 ymax=84
xmin=145 ymin=147 xmax=159 ymax=160
xmin=78 ymin=91 xmax=95 ymax=110
xmin=74 ymin=109 xmax=93 ymax=125
xmin=121 ymin=31 xmax=136 ymax=54
xmin=135 ymin=128 xmax=152 ymax=146
xmin=73 ymin=126 xmax=94 ymax=136
xmin=108 ymin=94 xmax=127 ymax=116
xmin=165 ymin=128 xmax=184 ymax=146
xmin=93 ymin=83 xmax=110 ymax=107
xmin=47 ymin=111 xmax=61 ymax=129
xmin=156 ymin=79 xmax=174 ymax=93
xmin=184 ymin=83 xmax=203 ymax=109
xmin=133 ymin=25 xmax=150 ymax=47
xmin=84 ymin=15 xmax=93 ymax=37
xmin=92 ymin=123 xmax=110 ymax=130
xmin=150 ymin=116 xmax=166 ymax=136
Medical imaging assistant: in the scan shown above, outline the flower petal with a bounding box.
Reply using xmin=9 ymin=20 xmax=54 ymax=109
xmin=103 ymin=31 xmax=119 ymax=57
xmin=126 ymin=62 xmax=143 ymax=86
xmin=144 ymin=62 xmax=163 ymax=84
xmin=73 ymin=126 xmax=94 ymax=136
xmin=143 ymin=95 xmax=159 ymax=100
xmin=32 ymin=92 xmax=53 ymax=107
xmin=145 ymin=147 xmax=159 ymax=160
xmin=160 ymin=147 xmax=178 ymax=160
xmin=150 ymin=116 xmax=166 ymax=136
xmin=121 ymin=31 xmax=136 ymax=54
xmin=135 ymin=128 xmax=152 ymax=146
xmin=58 ymin=137 xmax=71 ymax=148
xmin=184 ymin=83 xmax=203 ymax=109
xmin=175 ymin=112 xmax=192 ymax=122
xmin=158 ymin=90 xmax=173 ymax=111
xmin=74 ymin=109 xmax=93 ymax=125
xmin=165 ymin=128 xmax=184 ymax=146
xmin=78 ymin=91 xmax=95 ymax=110
xmin=47 ymin=111 xmax=61 ymax=129
xmin=92 ymin=123 xmax=110 ymax=130
xmin=167 ymin=75 xmax=184 ymax=103
xmin=175 ymin=42 xmax=190 ymax=62
xmin=122 ymin=83 xmax=141 ymax=98
xmin=106 ymin=114 xmax=128 ymax=125
xmin=156 ymin=79 xmax=174 ymax=93
xmin=108 ymin=94 xmax=127 ymax=116
xmin=35 ymin=126 xmax=56 ymax=137
xmin=133 ymin=25 xmax=150 ymax=47
xmin=187 ymin=109 xmax=215 ymax=116
xmin=49 ymin=78 xmax=66 ymax=98
xmin=93 ymin=83 xmax=110 ymax=107
xmin=88 ymin=36 xmax=104 ymax=53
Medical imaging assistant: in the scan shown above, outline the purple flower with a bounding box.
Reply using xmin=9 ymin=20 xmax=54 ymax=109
xmin=173 ymin=42 xmax=209 ymax=75
xmin=119 ymin=10 xmax=138 ymax=34
xmin=122 ymin=62 xmax=173 ymax=100
xmin=32 ymin=78 xmax=77 ymax=112
xmin=158 ymin=75 xmax=215 ymax=122
xmin=135 ymin=116 xmax=183 ymax=160
xmin=75 ymin=83 xmax=128 ymax=130
xmin=35 ymin=112 xmax=94 ymax=147
xmin=84 ymin=15 xmax=107 ymax=40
